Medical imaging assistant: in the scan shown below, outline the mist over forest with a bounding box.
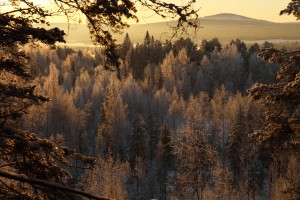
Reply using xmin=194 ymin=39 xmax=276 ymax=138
xmin=44 ymin=13 xmax=300 ymax=45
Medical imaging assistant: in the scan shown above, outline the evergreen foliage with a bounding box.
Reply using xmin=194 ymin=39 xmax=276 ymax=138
xmin=0 ymin=0 xmax=199 ymax=198
xmin=1 ymin=1 xmax=299 ymax=199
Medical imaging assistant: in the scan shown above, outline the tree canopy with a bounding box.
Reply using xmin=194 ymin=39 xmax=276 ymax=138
xmin=0 ymin=0 xmax=199 ymax=199
xmin=1 ymin=0 xmax=199 ymax=68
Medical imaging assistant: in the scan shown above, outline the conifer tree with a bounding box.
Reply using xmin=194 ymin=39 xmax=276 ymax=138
xmin=173 ymin=122 xmax=216 ymax=200
xmin=98 ymin=88 xmax=114 ymax=155
xmin=154 ymin=66 xmax=165 ymax=90
xmin=226 ymin=107 xmax=248 ymax=183
xmin=157 ymin=122 xmax=173 ymax=200
xmin=168 ymin=88 xmax=185 ymax=130
xmin=120 ymin=33 xmax=133 ymax=58
xmin=130 ymin=114 xmax=148 ymax=163
xmin=144 ymin=31 xmax=151 ymax=47
xmin=211 ymin=85 xmax=230 ymax=158
xmin=201 ymin=38 xmax=222 ymax=56
xmin=247 ymin=2 xmax=300 ymax=197
xmin=248 ymin=47 xmax=300 ymax=198
xmin=145 ymin=115 xmax=160 ymax=162
xmin=1 ymin=0 xmax=199 ymax=197
xmin=81 ymin=151 xmax=131 ymax=200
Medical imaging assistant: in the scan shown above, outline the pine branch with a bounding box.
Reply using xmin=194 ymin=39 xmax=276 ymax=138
xmin=0 ymin=170 xmax=113 ymax=200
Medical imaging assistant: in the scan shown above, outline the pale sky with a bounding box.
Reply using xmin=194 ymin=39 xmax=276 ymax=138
xmin=137 ymin=0 xmax=297 ymax=24
xmin=198 ymin=0 xmax=297 ymax=22
xmin=0 ymin=0 xmax=298 ymax=23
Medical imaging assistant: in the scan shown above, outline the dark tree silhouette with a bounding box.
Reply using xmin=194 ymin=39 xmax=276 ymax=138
xmin=248 ymin=0 xmax=300 ymax=155
xmin=280 ymin=0 xmax=300 ymax=20
xmin=248 ymin=48 xmax=300 ymax=153
xmin=248 ymin=2 xmax=300 ymax=197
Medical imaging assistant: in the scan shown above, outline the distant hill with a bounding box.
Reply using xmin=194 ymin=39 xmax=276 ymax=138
xmin=43 ymin=13 xmax=300 ymax=46
xmin=203 ymin=13 xmax=262 ymax=21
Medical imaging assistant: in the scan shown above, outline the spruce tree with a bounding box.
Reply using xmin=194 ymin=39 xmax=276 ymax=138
xmin=157 ymin=122 xmax=173 ymax=200
xmin=247 ymin=2 xmax=300 ymax=198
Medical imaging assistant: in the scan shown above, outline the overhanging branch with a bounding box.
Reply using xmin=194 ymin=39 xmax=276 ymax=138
xmin=0 ymin=170 xmax=113 ymax=200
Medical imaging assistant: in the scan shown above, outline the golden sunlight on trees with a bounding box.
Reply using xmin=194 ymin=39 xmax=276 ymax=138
xmin=0 ymin=0 xmax=299 ymax=199
xmin=0 ymin=0 xmax=199 ymax=199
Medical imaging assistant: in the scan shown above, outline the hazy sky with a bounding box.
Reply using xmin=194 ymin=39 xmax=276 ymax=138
xmin=0 ymin=0 xmax=297 ymax=23
xmin=200 ymin=0 xmax=296 ymax=22
xmin=137 ymin=0 xmax=297 ymax=24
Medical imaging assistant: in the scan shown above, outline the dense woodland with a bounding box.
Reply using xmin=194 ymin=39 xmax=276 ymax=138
xmin=0 ymin=0 xmax=299 ymax=199
xmin=16 ymin=34 xmax=298 ymax=199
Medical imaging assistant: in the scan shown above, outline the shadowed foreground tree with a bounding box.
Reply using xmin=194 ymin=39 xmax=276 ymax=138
xmin=248 ymin=47 xmax=300 ymax=199
xmin=0 ymin=0 xmax=200 ymax=199
xmin=248 ymin=1 xmax=300 ymax=198
xmin=248 ymin=48 xmax=300 ymax=153
xmin=280 ymin=0 xmax=300 ymax=20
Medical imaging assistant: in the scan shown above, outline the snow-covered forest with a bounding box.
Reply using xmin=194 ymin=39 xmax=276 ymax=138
xmin=17 ymin=33 xmax=298 ymax=199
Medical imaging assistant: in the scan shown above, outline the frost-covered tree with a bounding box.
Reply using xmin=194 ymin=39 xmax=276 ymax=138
xmin=211 ymin=85 xmax=230 ymax=156
xmin=0 ymin=0 xmax=200 ymax=197
xmin=248 ymin=47 xmax=300 ymax=198
xmin=247 ymin=2 xmax=300 ymax=198
xmin=81 ymin=151 xmax=131 ymax=200
xmin=161 ymin=51 xmax=176 ymax=92
xmin=172 ymin=122 xmax=216 ymax=200
xmin=152 ymin=88 xmax=171 ymax=124
xmin=168 ymin=88 xmax=185 ymax=130
xmin=98 ymin=85 xmax=128 ymax=159
xmin=121 ymin=76 xmax=147 ymax=120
